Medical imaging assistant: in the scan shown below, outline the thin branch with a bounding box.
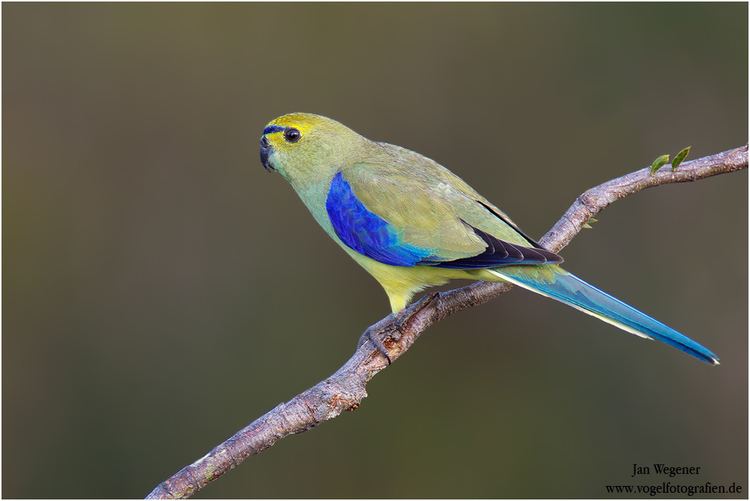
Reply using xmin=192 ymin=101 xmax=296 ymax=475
xmin=146 ymin=145 xmax=747 ymax=499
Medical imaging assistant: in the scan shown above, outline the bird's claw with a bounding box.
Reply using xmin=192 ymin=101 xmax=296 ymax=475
xmin=363 ymin=326 xmax=393 ymax=365
xmin=357 ymin=293 xmax=441 ymax=365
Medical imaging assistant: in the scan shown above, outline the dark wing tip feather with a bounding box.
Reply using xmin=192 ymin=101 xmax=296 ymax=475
xmin=428 ymin=224 xmax=563 ymax=269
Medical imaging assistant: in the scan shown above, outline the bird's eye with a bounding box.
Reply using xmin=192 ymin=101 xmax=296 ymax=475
xmin=283 ymin=128 xmax=301 ymax=143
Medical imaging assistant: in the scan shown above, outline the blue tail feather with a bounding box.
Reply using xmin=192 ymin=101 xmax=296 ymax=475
xmin=491 ymin=268 xmax=719 ymax=365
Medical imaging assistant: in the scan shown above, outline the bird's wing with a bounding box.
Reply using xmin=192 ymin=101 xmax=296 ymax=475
xmin=325 ymin=160 xmax=562 ymax=268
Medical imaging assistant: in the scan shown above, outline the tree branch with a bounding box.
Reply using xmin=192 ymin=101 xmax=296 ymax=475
xmin=146 ymin=145 xmax=747 ymax=499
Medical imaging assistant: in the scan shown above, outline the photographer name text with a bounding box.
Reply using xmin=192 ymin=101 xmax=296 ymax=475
xmin=632 ymin=463 xmax=701 ymax=478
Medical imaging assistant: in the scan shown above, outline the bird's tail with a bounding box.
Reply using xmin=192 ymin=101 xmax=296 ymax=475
xmin=487 ymin=266 xmax=719 ymax=365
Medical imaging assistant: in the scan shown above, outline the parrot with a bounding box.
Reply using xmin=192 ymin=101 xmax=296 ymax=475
xmin=259 ymin=112 xmax=719 ymax=365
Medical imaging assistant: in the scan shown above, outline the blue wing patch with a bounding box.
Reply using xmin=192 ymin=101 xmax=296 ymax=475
xmin=326 ymin=172 xmax=434 ymax=266
xmin=325 ymin=171 xmax=563 ymax=268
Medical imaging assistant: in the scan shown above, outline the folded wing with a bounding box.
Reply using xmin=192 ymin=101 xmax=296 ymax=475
xmin=325 ymin=163 xmax=562 ymax=268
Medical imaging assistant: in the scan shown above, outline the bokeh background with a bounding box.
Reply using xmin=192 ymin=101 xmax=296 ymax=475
xmin=4 ymin=3 xmax=747 ymax=498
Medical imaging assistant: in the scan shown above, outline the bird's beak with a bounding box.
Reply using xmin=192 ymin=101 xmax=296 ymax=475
xmin=260 ymin=135 xmax=274 ymax=172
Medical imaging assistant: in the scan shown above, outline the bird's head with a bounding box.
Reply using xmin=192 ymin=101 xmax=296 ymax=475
xmin=259 ymin=113 xmax=366 ymax=186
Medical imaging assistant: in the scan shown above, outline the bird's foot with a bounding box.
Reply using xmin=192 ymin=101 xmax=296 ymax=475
xmin=356 ymin=312 xmax=409 ymax=365
xmin=357 ymin=293 xmax=440 ymax=365
xmin=361 ymin=325 xmax=393 ymax=365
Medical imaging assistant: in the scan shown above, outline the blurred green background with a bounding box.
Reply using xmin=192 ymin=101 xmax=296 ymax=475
xmin=3 ymin=3 xmax=747 ymax=498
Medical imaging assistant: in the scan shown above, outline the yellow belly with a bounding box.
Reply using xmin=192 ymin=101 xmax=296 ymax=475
xmin=348 ymin=250 xmax=488 ymax=312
